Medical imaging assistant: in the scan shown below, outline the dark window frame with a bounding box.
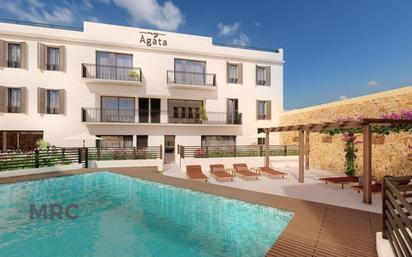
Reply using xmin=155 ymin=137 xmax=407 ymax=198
xmin=7 ymin=43 xmax=22 ymax=68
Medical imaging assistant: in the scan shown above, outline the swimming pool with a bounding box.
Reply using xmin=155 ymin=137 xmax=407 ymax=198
xmin=0 ymin=172 xmax=293 ymax=257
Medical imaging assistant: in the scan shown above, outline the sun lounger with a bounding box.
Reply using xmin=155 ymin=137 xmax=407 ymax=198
xmin=186 ymin=165 xmax=208 ymax=182
xmin=319 ymin=176 xmax=360 ymax=189
xmin=209 ymin=164 xmax=234 ymax=182
xmin=352 ymin=183 xmax=382 ymax=194
xmin=233 ymin=164 xmax=258 ymax=180
xmin=259 ymin=167 xmax=287 ymax=178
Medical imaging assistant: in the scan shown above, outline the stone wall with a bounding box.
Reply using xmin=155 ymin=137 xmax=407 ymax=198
xmin=280 ymin=86 xmax=412 ymax=179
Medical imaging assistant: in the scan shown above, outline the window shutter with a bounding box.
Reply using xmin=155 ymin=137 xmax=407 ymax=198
xmin=238 ymin=63 xmax=243 ymax=84
xmin=266 ymin=101 xmax=271 ymax=120
xmin=255 ymin=65 xmax=258 ymax=85
xmin=59 ymin=46 xmax=66 ymax=72
xmin=0 ymin=86 xmax=6 ymax=112
xmin=21 ymin=87 xmax=27 ymax=113
xmin=265 ymin=66 xmax=271 ymax=86
xmin=37 ymin=87 xmax=46 ymax=113
xmin=0 ymin=40 xmax=5 ymax=67
xmin=226 ymin=62 xmax=230 ymax=83
xmin=21 ymin=42 xmax=28 ymax=69
xmin=58 ymin=89 xmax=65 ymax=114
xmin=256 ymin=100 xmax=260 ymax=119
xmin=37 ymin=43 xmax=46 ymax=70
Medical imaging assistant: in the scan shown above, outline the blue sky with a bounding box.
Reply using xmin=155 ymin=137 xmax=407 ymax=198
xmin=1 ymin=0 xmax=412 ymax=109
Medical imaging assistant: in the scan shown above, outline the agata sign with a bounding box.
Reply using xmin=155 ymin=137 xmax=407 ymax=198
xmin=139 ymin=31 xmax=168 ymax=47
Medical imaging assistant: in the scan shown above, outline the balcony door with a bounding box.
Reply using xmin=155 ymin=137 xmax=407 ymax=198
xmin=138 ymin=98 xmax=160 ymax=123
xmin=227 ymin=98 xmax=239 ymax=124
xmin=101 ymin=96 xmax=135 ymax=123
xmin=168 ymin=99 xmax=202 ymax=124
xmin=174 ymin=59 xmax=206 ymax=85
xmin=96 ymin=51 xmax=133 ymax=80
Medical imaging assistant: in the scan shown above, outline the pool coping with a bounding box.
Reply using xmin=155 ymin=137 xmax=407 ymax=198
xmin=0 ymin=167 xmax=381 ymax=257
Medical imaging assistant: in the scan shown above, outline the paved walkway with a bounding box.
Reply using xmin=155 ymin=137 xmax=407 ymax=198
xmin=0 ymin=167 xmax=381 ymax=257
xmin=164 ymin=163 xmax=382 ymax=213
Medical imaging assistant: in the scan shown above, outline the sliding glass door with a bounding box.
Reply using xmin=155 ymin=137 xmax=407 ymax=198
xmin=96 ymin=52 xmax=133 ymax=80
xmin=174 ymin=59 xmax=206 ymax=85
xmin=101 ymin=96 xmax=135 ymax=122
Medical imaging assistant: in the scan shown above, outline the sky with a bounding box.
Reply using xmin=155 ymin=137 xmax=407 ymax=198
xmin=1 ymin=0 xmax=412 ymax=109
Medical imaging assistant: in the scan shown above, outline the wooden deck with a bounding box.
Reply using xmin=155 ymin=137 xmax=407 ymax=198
xmin=0 ymin=167 xmax=382 ymax=257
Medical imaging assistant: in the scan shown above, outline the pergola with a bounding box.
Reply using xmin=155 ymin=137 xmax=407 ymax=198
xmin=263 ymin=118 xmax=412 ymax=204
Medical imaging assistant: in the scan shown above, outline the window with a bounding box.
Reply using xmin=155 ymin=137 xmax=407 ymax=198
xmin=228 ymin=64 xmax=238 ymax=83
xmin=136 ymin=135 xmax=148 ymax=148
xmin=47 ymin=90 xmax=60 ymax=114
xmin=47 ymin=47 xmax=60 ymax=71
xmin=138 ymin=98 xmax=161 ymax=123
xmin=101 ymin=96 xmax=135 ymax=122
xmin=96 ymin=51 xmax=133 ymax=80
xmin=0 ymin=131 xmax=43 ymax=152
xmin=8 ymin=43 xmax=21 ymax=68
xmin=256 ymin=66 xmax=271 ymax=86
xmin=168 ymin=99 xmax=202 ymax=123
xmin=227 ymin=63 xmax=243 ymax=84
xmin=8 ymin=88 xmax=22 ymax=113
xmin=201 ymin=136 xmax=236 ymax=147
xmin=256 ymin=100 xmax=271 ymax=120
xmin=97 ymin=135 xmax=133 ymax=148
xmin=257 ymin=128 xmax=265 ymax=145
xmin=174 ymin=59 xmax=206 ymax=85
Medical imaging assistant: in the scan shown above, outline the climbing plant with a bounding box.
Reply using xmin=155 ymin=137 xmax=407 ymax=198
xmin=319 ymin=109 xmax=412 ymax=176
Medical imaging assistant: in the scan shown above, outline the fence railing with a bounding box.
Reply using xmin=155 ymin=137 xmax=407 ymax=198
xmin=179 ymin=145 xmax=299 ymax=159
xmin=167 ymin=70 xmax=216 ymax=87
xmin=82 ymin=63 xmax=142 ymax=83
xmin=382 ymin=176 xmax=412 ymax=257
xmin=0 ymin=147 xmax=84 ymax=171
xmin=82 ymin=108 xmax=242 ymax=125
xmin=87 ymin=146 xmax=162 ymax=161
xmin=0 ymin=146 xmax=163 ymax=172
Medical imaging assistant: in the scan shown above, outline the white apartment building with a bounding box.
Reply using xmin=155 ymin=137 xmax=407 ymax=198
xmin=0 ymin=20 xmax=283 ymax=162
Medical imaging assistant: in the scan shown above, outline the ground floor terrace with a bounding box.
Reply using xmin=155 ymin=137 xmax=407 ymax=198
xmin=0 ymin=166 xmax=381 ymax=257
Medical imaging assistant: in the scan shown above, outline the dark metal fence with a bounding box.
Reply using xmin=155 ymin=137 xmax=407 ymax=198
xmin=0 ymin=146 xmax=163 ymax=172
xmin=82 ymin=108 xmax=242 ymax=125
xmin=87 ymin=146 xmax=162 ymax=161
xmin=0 ymin=147 xmax=83 ymax=171
xmin=179 ymin=145 xmax=299 ymax=158
xmin=382 ymin=176 xmax=412 ymax=257
xmin=167 ymin=70 xmax=216 ymax=86
xmin=82 ymin=63 xmax=142 ymax=83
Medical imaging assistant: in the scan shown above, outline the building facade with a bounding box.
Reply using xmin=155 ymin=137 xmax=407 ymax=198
xmin=0 ymin=21 xmax=284 ymax=161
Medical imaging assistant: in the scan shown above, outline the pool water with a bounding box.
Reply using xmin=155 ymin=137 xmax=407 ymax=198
xmin=0 ymin=172 xmax=293 ymax=257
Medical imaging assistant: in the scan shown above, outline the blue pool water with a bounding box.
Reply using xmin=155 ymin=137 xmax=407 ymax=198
xmin=0 ymin=172 xmax=293 ymax=257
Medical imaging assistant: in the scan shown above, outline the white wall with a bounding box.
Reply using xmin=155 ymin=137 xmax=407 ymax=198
xmin=0 ymin=21 xmax=283 ymax=149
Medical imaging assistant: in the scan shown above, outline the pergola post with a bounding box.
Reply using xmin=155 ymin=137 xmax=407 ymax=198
xmin=264 ymin=129 xmax=270 ymax=167
xmin=305 ymin=130 xmax=310 ymax=170
xmin=298 ymin=129 xmax=305 ymax=183
xmin=362 ymin=124 xmax=372 ymax=204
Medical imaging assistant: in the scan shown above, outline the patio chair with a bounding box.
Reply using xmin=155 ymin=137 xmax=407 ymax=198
xmin=186 ymin=165 xmax=208 ymax=182
xmin=233 ymin=163 xmax=259 ymax=180
xmin=209 ymin=164 xmax=234 ymax=182
xmin=258 ymin=166 xmax=287 ymax=179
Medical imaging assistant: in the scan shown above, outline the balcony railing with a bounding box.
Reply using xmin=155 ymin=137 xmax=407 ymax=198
xmin=167 ymin=70 xmax=216 ymax=87
xmin=81 ymin=108 xmax=242 ymax=125
xmin=82 ymin=63 xmax=142 ymax=83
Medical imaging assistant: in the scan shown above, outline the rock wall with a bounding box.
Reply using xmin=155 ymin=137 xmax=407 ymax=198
xmin=280 ymin=86 xmax=412 ymax=179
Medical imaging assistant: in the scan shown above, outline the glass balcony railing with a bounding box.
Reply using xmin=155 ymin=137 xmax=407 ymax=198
xmin=82 ymin=63 xmax=142 ymax=83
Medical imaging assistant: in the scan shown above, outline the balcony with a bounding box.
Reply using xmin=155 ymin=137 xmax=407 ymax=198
xmin=81 ymin=108 xmax=242 ymax=125
xmin=167 ymin=70 xmax=216 ymax=90
xmin=82 ymin=63 xmax=142 ymax=85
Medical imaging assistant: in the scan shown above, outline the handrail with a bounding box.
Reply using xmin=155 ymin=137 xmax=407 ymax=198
xmin=81 ymin=63 xmax=142 ymax=82
xmin=382 ymin=176 xmax=412 ymax=257
xmin=179 ymin=145 xmax=299 ymax=158
xmin=167 ymin=70 xmax=216 ymax=86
